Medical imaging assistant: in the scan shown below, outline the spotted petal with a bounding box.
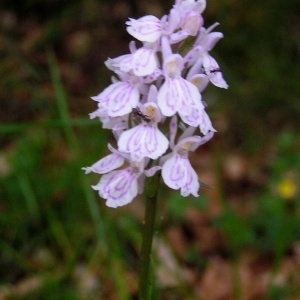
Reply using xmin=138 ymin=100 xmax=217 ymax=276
xmin=82 ymin=153 xmax=124 ymax=174
xmin=179 ymin=103 xmax=205 ymax=127
xmin=118 ymin=124 xmax=169 ymax=161
xmin=198 ymin=109 xmax=217 ymax=135
xmin=126 ymin=16 xmax=162 ymax=43
xmin=202 ymin=55 xmax=228 ymax=89
xmin=157 ymin=77 xmax=201 ymax=117
xmin=93 ymin=169 xmax=138 ymax=208
xmin=91 ymin=81 xmax=139 ymax=117
xmin=120 ymin=47 xmax=157 ymax=76
xmin=162 ymin=154 xmax=199 ymax=197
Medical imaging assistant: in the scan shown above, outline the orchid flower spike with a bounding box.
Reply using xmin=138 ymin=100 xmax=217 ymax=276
xmin=84 ymin=0 xmax=228 ymax=207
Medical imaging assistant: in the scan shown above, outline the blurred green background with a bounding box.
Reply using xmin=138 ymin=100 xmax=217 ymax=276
xmin=0 ymin=0 xmax=300 ymax=299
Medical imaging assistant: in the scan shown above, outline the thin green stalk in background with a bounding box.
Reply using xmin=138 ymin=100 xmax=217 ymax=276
xmin=16 ymin=170 xmax=40 ymax=219
xmin=44 ymin=201 xmax=73 ymax=261
xmin=47 ymin=50 xmax=107 ymax=251
xmin=139 ymin=172 xmax=160 ymax=300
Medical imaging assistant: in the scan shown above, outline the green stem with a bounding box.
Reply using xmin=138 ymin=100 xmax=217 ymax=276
xmin=139 ymin=172 xmax=160 ymax=300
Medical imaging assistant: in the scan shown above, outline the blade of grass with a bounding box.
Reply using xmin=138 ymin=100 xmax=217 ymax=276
xmin=0 ymin=239 xmax=36 ymax=272
xmin=47 ymin=52 xmax=77 ymax=149
xmin=16 ymin=170 xmax=40 ymax=220
xmin=47 ymin=49 xmax=107 ymax=252
xmin=44 ymin=202 xmax=73 ymax=261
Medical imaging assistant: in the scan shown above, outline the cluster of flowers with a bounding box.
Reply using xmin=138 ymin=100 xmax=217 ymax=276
xmin=83 ymin=0 xmax=228 ymax=208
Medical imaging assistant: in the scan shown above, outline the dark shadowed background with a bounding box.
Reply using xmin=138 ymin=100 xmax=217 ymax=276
xmin=0 ymin=0 xmax=300 ymax=299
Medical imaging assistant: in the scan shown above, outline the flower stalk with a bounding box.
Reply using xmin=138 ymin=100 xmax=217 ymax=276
xmin=139 ymin=172 xmax=160 ymax=300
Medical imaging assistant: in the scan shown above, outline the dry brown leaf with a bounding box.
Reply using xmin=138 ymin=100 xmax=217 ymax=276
xmin=154 ymin=237 xmax=193 ymax=288
xmin=196 ymin=256 xmax=232 ymax=300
